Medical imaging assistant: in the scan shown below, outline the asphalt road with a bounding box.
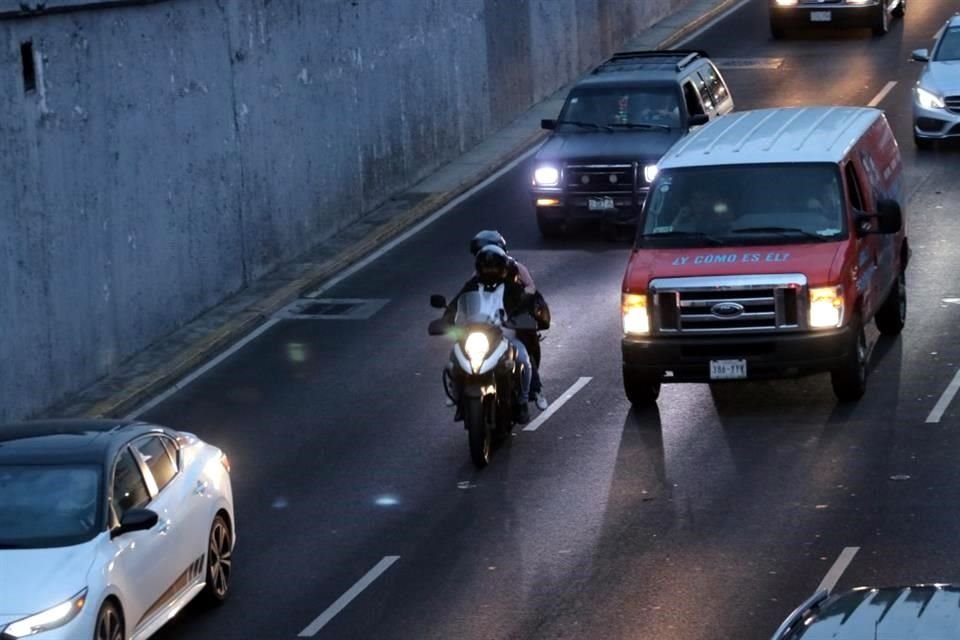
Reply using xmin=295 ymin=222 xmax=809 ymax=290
xmin=146 ymin=1 xmax=960 ymax=638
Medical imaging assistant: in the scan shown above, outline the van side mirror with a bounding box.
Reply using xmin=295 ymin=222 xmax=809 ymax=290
xmin=857 ymin=199 xmax=902 ymax=236
xmin=111 ymin=508 xmax=158 ymax=539
xmin=911 ymin=48 xmax=929 ymax=63
xmin=430 ymin=295 xmax=447 ymax=309
xmin=688 ymin=114 xmax=709 ymax=127
xmin=541 ymin=119 xmax=557 ymax=130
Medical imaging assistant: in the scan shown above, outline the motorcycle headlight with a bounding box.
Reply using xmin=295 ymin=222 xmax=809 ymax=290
xmin=464 ymin=332 xmax=491 ymax=372
xmin=533 ymin=166 xmax=560 ymax=187
xmin=643 ymin=165 xmax=659 ymax=183
xmin=3 ymin=590 xmax=87 ymax=638
xmin=622 ymin=293 xmax=650 ymax=335
xmin=915 ymin=86 xmax=945 ymax=110
xmin=809 ymin=286 xmax=844 ymax=329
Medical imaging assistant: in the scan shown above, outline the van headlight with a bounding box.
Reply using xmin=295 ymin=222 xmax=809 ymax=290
xmin=3 ymin=590 xmax=87 ymax=638
xmin=464 ymin=332 xmax=490 ymax=372
xmin=622 ymin=293 xmax=650 ymax=335
xmin=915 ymin=86 xmax=945 ymax=110
xmin=533 ymin=166 xmax=561 ymax=187
xmin=644 ymin=165 xmax=659 ymax=183
xmin=809 ymin=286 xmax=844 ymax=329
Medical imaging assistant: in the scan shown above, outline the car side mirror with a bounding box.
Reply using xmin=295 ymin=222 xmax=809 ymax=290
xmin=910 ymin=48 xmax=929 ymax=63
xmin=111 ymin=508 xmax=158 ymax=538
xmin=541 ymin=118 xmax=557 ymax=130
xmin=688 ymin=114 xmax=709 ymax=127
xmin=430 ymin=294 xmax=447 ymax=309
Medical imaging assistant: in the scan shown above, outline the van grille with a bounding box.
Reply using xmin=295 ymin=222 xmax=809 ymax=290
xmin=650 ymin=275 xmax=807 ymax=334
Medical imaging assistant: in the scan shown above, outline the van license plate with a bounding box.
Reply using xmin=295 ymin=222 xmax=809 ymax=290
xmin=710 ymin=359 xmax=748 ymax=380
xmin=588 ymin=196 xmax=615 ymax=211
xmin=810 ymin=10 xmax=831 ymax=21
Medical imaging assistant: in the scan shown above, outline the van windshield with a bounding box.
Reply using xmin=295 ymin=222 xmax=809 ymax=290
xmin=637 ymin=163 xmax=847 ymax=248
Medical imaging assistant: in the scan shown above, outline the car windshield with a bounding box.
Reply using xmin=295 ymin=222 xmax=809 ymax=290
xmin=558 ymin=87 xmax=682 ymax=130
xmin=0 ymin=465 xmax=102 ymax=548
xmin=934 ymin=27 xmax=960 ymax=61
xmin=637 ymin=163 xmax=847 ymax=248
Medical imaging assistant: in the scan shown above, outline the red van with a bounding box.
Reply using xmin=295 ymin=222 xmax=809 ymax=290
xmin=621 ymin=106 xmax=909 ymax=404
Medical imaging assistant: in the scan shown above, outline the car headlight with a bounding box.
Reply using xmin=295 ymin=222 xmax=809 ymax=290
xmin=809 ymin=286 xmax=844 ymax=329
xmin=643 ymin=165 xmax=658 ymax=183
xmin=3 ymin=590 xmax=87 ymax=638
xmin=775 ymin=0 xmax=798 ymax=5
xmin=464 ymin=332 xmax=490 ymax=372
xmin=845 ymin=0 xmax=871 ymax=4
xmin=533 ymin=166 xmax=560 ymax=187
xmin=915 ymin=86 xmax=945 ymax=110
xmin=622 ymin=293 xmax=650 ymax=335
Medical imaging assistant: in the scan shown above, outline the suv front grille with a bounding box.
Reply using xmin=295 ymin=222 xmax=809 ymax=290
xmin=565 ymin=164 xmax=635 ymax=194
xmin=944 ymin=96 xmax=960 ymax=115
xmin=650 ymin=275 xmax=807 ymax=334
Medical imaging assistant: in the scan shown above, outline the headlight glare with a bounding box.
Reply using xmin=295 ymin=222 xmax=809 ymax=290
xmin=916 ymin=86 xmax=945 ymax=110
xmin=644 ymin=165 xmax=659 ymax=183
xmin=464 ymin=332 xmax=490 ymax=372
xmin=775 ymin=0 xmax=798 ymax=5
xmin=4 ymin=590 xmax=87 ymax=638
xmin=622 ymin=293 xmax=650 ymax=335
xmin=809 ymin=286 xmax=844 ymax=329
xmin=534 ymin=166 xmax=560 ymax=187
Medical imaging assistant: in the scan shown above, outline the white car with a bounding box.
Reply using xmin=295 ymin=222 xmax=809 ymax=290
xmin=0 ymin=419 xmax=235 ymax=640
xmin=911 ymin=13 xmax=960 ymax=148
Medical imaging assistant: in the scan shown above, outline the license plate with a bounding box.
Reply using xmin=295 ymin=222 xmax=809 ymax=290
xmin=710 ymin=359 xmax=748 ymax=380
xmin=810 ymin=10 xmax=831 ymax=21
xmin=588 ymin=196 xmax=615 ymax=211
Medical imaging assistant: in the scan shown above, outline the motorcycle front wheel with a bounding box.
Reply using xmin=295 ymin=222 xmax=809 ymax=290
xmin=465 ymin=395 xmax=493 ymax=468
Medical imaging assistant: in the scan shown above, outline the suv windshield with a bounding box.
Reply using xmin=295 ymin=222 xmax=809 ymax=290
xmin=0 ymin=465 xmax=102 ymax=548
xmin=558 ymin=87 xmax=682 ymax=130
xmin=934 ymin=27 xmax=960 ymax=61
xmin=638 ymin=163 xmax=847 ymax=248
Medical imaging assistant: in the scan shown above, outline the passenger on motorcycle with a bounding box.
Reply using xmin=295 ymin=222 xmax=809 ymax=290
xmin=444 ymin=244 xmax=539 ymax=424
xmin=468 ymin=230 xmax=549 ymax=411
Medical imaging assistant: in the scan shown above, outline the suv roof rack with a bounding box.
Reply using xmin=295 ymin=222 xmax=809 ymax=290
xmin=770 ymin=590 xmax=829 ymax=640
xmin=592 ymin=49 xmax=709 ymax=74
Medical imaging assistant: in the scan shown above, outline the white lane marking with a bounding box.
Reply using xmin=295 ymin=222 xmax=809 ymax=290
xmin=926 ymin=368 xmax=960 ymax=423
xmin=867 ymin=81 xmax=897 ymax=107
xmin=522 ymin=377 xmax=592 ymax=432
xmin=671 ymin=0 xmax=754 ymax=46
xmin=124 ymin=318 xmax=280 ymax=419
xmin=817 ymin=547 xmax=859 ymax=594
xmin=298 ymin=556 xmax=400 ymax=637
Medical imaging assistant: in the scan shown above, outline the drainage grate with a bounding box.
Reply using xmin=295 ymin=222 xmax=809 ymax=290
xmin=275 ymin=298 xmax=390 ymax=320
xmin=714 ymin=58 xmax=785 ymax=70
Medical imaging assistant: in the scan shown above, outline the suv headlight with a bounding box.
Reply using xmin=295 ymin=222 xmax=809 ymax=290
xmin=809 ymin=286 xmax=844 ymax=329
xmin=533 ymin=166 xmax=560 ymax=187
xmin=3 ymin=590 xmax=87 ymax=638
xmin=915 ymin=86 xmax=945 ymax=110
xmin=464 ymin=332 xmax=490 ymax=372
xmin=643 ymin=165 xmax=658 ymax=183
xmin=622 ymin=293 xmax=650 ymax=335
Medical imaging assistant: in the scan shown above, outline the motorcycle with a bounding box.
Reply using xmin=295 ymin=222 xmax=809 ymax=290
xmin=428 ymin=285 xmax=537 ymax=468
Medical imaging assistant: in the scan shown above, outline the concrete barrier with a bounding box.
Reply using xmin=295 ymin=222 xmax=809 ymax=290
xmin=0 ymin=0 xmax=692 ymax=422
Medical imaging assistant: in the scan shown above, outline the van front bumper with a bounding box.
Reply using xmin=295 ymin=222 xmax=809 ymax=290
xmin=622 ymin=328 xmax=853 ymax=382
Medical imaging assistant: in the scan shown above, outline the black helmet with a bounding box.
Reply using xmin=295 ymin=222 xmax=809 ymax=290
xmin=475 ymin=245 xmax=509 ymax=286
xmin=470 ymin=230 xmax=507 ymax=256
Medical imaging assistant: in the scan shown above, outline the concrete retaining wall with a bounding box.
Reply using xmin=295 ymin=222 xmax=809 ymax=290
xmin=0 ymin=0 xmax=689 ymax=422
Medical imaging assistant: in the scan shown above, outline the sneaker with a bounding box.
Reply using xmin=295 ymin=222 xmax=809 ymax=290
xmin=445 ymin=397 xmax=455 ymax=407
xmin=533 ymin=391 xmax=549 ymax=411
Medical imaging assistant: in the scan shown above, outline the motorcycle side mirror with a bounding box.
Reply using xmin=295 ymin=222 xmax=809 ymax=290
xmin=428 ymin=318 xmax=450 ymax=336
xmin=430 ymin=294 xmax=447 ymax=309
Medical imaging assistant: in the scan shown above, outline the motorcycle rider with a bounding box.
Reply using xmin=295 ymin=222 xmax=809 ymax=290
xmin=468 ymin=230 xmax=549 ymax=411
xmin=444 ymin=244 xmax=538 ymax=424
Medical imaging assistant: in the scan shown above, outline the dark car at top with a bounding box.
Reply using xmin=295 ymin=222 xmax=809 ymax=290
xmin=530 ymin=49 xmax=734 ymax=238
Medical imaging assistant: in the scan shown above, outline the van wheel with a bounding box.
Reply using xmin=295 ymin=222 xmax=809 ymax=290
xmin=623 ymin=368 xmax=661 ymax=406
xmin=875 ymin=270 xmax=906 ymax=335
xmin=831 ymin=316 xmax=867 ymax=402
xmin=872 ymin=3 xmax=889 ymax=35
xmin=892 ymin=0 xmax=905 ymax=17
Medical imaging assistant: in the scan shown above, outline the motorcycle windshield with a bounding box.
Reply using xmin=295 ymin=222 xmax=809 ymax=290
xmin=454 ymin=288 xmax=505 ymax=326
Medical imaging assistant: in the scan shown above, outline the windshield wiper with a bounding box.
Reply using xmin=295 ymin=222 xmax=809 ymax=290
xmin=730 ymin=226 xmax=836 ymax=242
xmin=640 ymin=230 xmax=726 ymax=245
xmin=556 ymin=119 xmax=614 ymax=132
xmin=609 ymin=122 xmax=672 ymax=132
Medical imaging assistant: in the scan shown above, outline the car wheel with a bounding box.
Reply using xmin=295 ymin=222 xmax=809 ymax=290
xmin=875 ymin=269 xmax=906 ymax=335
xmin=200 ymin=513 xmax=233 ymax=605
xmin=872 ymin=3 xmax=889 ymax=35
xmin=892 ymin=0 xmax=905 ymax=17
xmin=94 ymin=601 xmax=124 ymax=640
xmin=830 ymin=315 xmax=868 ymax=402
xmin=623 ymin=367 xmax=661 ymax=406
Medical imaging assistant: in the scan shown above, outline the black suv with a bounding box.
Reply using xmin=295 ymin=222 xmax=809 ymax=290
xmin=530 ymin=49 xmax=734 ymax=238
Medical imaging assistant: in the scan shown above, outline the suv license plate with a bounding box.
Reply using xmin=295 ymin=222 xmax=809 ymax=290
xmin=710 ymin=359 xmax=748 ymax=380
xmin=588 ymin=196 xmax=615 ymax=211
xmin=810 ymin=10 xmax=831 ymax=21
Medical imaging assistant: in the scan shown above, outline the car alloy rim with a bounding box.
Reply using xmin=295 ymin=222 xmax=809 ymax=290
xmin=96 ymin=607 xmax=122 ymax=640
xmin=209 ymin=519 xmax=232 ymax=597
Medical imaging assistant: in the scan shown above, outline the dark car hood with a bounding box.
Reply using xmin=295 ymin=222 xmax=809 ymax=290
xmin=535 ymin=130 xmax=683 ymax=164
